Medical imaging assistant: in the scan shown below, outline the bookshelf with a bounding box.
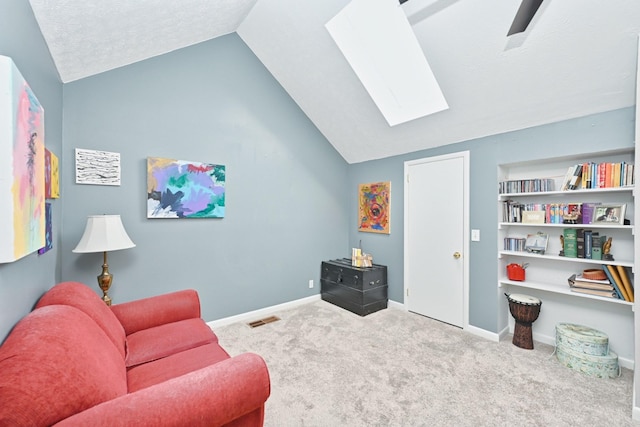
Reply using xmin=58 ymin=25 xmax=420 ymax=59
xmin=497 ymin=148 xmax=635 ymax=367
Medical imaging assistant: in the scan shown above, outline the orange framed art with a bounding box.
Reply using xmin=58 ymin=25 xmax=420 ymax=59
xmin=358 ymin=181 xmax=390 ymax=234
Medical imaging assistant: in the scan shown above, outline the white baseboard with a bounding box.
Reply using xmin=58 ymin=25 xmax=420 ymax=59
xmin=387 ymin=299 xmax=403 ymax=310
xmin=633 ymin=405 xmax=640 ymax=421
xmin=465 ymin=324 xmax=500 ymax=342
xmin=207 ymin=294 xmax=321 ymax=329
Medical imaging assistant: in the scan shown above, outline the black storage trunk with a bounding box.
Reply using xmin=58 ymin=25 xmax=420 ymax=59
xmin=320 ymin=258 xmax=388 ymax=316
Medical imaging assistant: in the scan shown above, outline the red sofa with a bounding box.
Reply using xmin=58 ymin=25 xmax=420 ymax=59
xmin=0 ymin=281 xmax=270 ymax=426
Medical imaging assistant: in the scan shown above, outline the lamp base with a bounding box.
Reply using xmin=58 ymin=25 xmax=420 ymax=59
xmin=97 ymin=252 xmax=113 ymax=306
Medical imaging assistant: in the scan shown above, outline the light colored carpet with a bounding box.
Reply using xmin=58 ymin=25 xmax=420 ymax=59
xmin=214 ymin=300 xmax=636 ymax=426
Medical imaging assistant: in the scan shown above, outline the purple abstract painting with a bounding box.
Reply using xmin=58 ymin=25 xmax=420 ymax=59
xmin=147 ymin=157 xmax=225 ymax=218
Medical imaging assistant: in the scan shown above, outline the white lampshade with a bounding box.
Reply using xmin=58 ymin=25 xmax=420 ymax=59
xmin=73 ymin=215 xmax=136 ymax=253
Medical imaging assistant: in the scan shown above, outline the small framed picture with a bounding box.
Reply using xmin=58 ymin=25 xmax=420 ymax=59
xmin=525 ymin=232 xmax=549 ymax=254
xmin=592 ymin=204 xmax=626 ymax=225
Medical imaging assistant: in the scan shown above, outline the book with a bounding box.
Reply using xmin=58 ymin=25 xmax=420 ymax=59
xmin=591 ymin=232 xmax=601 ymax=260
xmin=563 ymin=228 xmax=577 ymax=258
xmin=568 ymin=274 xmax=614 ymax=291
xmin=568 ymin=164 xmax=583 ymax=190
xmin=576 ymin=228 xmax=585 ymax=258
xmin=601 ymin=266 xmax=625 ymax=299
xmin=561 ymin=165 xmax=577 ymax=191
xmin=584 ymin=162 xmax=594 ymax=189
xmin=570 ymin=287 xmax=618 ymax=299
xmin=616 ymin=265 xmax=634 ymax=302
xmin=598 ymin=163 xmax=607 ymax=188
xmin=581 ymin=203 xmax=600 ymax=225
xmin=605 ymin=265 xmax=630 ymax=301
xmin=584 ymin=230 xmax=592 ymax=259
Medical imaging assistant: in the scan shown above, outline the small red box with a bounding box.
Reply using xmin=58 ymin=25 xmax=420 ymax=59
xmin=507 ymin=263 xmax=526 ymax=281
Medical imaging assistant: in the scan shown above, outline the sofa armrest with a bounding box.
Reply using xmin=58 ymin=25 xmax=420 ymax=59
xmin=111 ymin=289 xmax=202 ymax=335
xmin=54 ymin=352 xmax=270 ymax=427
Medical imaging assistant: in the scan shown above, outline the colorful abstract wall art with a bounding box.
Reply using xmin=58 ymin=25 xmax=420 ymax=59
xmin=147 ymin=157 xmax=226 ymax=218
xmin=358 ymin=181 xmax=390 ymax=234
xmin=38 ymin=203 xmax=53 ymax=255
xmin=75 ymin=148 xmax=121 ymax=185
xmin=0 ymin=55 xmax=45 ymax=262
xmin=44 ymin=148 xmax=60 ymax=198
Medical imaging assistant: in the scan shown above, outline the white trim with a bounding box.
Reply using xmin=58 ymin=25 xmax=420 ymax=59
xmin=207 ymin=294 xmax=321 ymax=329
xmin=387 ymin=299 xmax=404 ymax=310
xmin=390 ymin=298 xmax=500 ymax=342
xmin=465 ymin=324 xmax=501 ymax=342
xmin=404 ymin=151 xmax=471 ymax=330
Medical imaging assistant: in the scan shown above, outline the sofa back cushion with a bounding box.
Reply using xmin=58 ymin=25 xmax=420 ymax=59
xmin=0 ymin=305 xmax=127 ymax=427
xmin=35 ymin=281 xmax=127 ymax=359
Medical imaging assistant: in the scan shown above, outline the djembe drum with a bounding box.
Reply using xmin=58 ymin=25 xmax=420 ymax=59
xmin=505 ymin=293 xmax=542 ymax=349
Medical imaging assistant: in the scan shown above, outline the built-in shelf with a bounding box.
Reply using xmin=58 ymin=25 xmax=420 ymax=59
xmin=499 ymin=279 xmax=633 ymax=307
xmin=499 ymin=222 xmax=633 ymax=230
xmin=498 ymin=186 xmax=633 ymax=200
xmin=497 ymin=147 xmax=635 ymax=369
xmin=498 ymin=250 xmax=634 ymax=267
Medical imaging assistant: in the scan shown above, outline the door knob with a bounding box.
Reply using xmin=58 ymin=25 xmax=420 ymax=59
xmin=453 ymin=252 xmax=461 ymax=259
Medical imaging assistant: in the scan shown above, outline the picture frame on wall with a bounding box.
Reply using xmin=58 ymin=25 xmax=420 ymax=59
xmin=358 ymin=181 xmax=390 ymax=234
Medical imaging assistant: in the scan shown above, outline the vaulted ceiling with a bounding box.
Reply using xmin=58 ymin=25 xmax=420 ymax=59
xmin=28 ymin=0 xmax=640 ymax=163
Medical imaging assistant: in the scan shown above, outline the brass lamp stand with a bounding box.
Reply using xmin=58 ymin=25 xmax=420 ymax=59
xmin=97 ymin=251 xmax=114 ymax=306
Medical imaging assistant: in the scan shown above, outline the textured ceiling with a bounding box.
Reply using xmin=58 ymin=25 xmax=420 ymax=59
xmin=28 ymin=0 xmax=258 ymax=82
xmin=29 ymin=0 xmax=640 ymax=163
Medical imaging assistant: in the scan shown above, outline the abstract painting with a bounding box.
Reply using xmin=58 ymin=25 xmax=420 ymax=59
xmin=75 ymin=148 xmax=121 ymax=185
xmin=358 ymin=181 xmax=390 ymax=234
xmin=147 ymin=157 xmax=226 ymax=218
xmin=0 ymin=55 xmax=45 ymax=262
xmin=45 ymin=148 xmax=60 ymax=198
xmin=38 ymin=203 xmax=53 ymax=255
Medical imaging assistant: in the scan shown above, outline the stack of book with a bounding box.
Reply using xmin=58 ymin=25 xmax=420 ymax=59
xmin=567 ymin=273 xmax=617 ymax=299
xmin=567 ymin=266 xmax=635 ymax=302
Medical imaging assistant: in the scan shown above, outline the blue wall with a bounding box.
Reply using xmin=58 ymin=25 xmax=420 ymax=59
xmin=0 ymin=2 xmax=635 ymax=341
xmin=0 ymin=1 xmax=63 ymax=341
xmin=349 ymin=108 xmax=635 ymax=332
xmin=60 ymin=34 xmax=349 ymax=322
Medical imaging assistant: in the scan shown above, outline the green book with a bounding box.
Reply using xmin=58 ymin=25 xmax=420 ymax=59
xmin=591 ymin=233 xmax=602 ymax=260
xmin=563 ymin=228 xmax=578 ymax=258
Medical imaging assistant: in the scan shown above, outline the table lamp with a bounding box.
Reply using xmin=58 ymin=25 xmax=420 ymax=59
xmin=73 ymin=215 xmax=135 ymax=305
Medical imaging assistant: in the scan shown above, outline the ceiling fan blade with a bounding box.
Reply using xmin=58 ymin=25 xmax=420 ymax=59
xmin=507 ymin=0 xmax=543 ymax=36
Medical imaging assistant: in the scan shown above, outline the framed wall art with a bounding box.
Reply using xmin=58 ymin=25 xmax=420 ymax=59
xmin=75 ymin=148 xmax=121 ymax=185
xmin=45 ymin=148 xmax=60 ymax=198
xmin=358 ymin=181 xmax=390 ymax=234
xmin=38 ymin=203 xmax=53 ymax=255
xmin=0 ymin=55 xmax=45 ymax=263
xmin=147 ymin=157 xmax=226 ymax=219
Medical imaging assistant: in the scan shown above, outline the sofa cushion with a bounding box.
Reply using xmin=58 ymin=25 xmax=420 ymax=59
xmin=111 ymin=289 xmax=204 ymax=335
xmin=127 ymin=342 xmax=230 ymax=392
xmin=35 ymin=281 xmax=127 ymax=359
xmin=125 ymin=317 xmax=218 ymax=368
xmin=0 ymin=305 xmax=127 ymax=427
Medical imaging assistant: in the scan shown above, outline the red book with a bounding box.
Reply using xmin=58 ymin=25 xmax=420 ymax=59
xmin=598 ymin=163 xmax=607 ymax=188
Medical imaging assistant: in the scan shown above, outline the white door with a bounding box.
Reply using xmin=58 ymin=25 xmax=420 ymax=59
xmin=404 ymin=152 xmax=469 ymax=328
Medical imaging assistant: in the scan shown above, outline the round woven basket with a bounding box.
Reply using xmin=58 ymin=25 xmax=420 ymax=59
xmin=582 ymin=269 xmax=607 ymax=281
